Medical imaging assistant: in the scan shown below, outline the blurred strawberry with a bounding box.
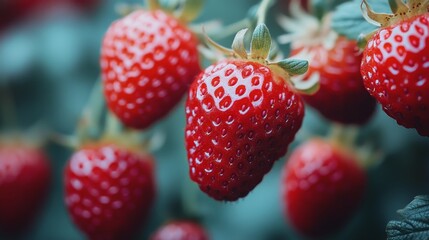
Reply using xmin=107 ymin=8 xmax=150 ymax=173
xmin=0 ymin=140 xmax=51 ymax=235
xmin=151 ymin=221 xmax=209 ymax=240
xmin=282 ymin=138 xmax=366 ymax=238
xmin=64 ymin=143 xmax=156 ymax=240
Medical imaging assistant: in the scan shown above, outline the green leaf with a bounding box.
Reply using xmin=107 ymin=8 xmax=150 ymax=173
xmin=386 ymin=195 xmax=429 ymax=240
xmin=275 ymin=59 xmax=308 ymax=76
xmin=331 ymin=0 xmax=391 ymax=40
xmin=250 ymin=23 xmax=271 ymax=60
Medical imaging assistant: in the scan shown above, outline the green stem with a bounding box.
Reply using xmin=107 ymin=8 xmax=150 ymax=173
xmin=0 ymin=85 xmax=17 ymax=130
xmin=147 ymin=0 xmax=161 ymax=10
xmin=181 ymin=178 xmax=203 ymax=219
xmin=209 ymin=18 xmax=251 ymax=41
xmin=256 ymin=0 xmax=274 ymax=25
xmin=329 ymin=123 xmax=358 ymax=149
xmin=76 ymin=78 xmax=104 ymax=142
xmin=104 ymin=112 xmax=122 ymax=138
xmin=311 ymin=0 xmax=327 ymax=21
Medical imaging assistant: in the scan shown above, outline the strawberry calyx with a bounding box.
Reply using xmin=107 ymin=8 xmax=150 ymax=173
xmin=328 ymin=124 xmax=382 ymax=169
xmin=54 ymin=80 xmax=164 ymax=157
xmin=204 ymin=23 xmax=318 ymax=95
xmin=115 ymin=0 xmax=203 ymax=23
xmin=359 ymin=0 xmax=429 ymax=47
xmin=147 ymin=0 xmax=203 ymax=23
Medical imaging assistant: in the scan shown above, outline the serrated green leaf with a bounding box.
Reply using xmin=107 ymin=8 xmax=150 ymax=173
xmin=386 ymin=195 xmax=429 ymax=240
xmin=250 ymin=24 xmax=271 ymax=60
xmin=331 ymin=0 xmax=391 ymax=40
xmin=232 ymin=28 xmax=248 ymax=59
xmin=275 ymin=59 xmax=308 ymax=76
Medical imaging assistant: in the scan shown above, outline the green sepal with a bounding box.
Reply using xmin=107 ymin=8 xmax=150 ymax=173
xmin=275 ymin=59 xmax=309 ymax=76
xmin=388 ymin=0 xmax=407 ymax=14
xmin=203 ymin=28 xmax=234 ymax=57
xmin=293 ymin=76 xmax=320 ymax=95
xmin=232 ymin=28 xmax=249 ymax=59
xmin=250 ymin=23 xmax=271 ymax=60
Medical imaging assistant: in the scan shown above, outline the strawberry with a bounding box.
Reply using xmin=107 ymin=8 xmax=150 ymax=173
xmin=0 ymin=141 xmax=51 ymax=235
xmin=279 ymin=12 xmax=376 ymax=125
xmin=185 ymin=24 xmax=313 ymax=201
xmin=360 ymin=0 xmax=429 ymax=136
xmin=64 ymin=143 xmax=156 ymax=240
xmin=150 ymin=221 xmax=209 ymax=240
xmin=101 ymin=8 xmax=201 ymax=130
xmin=281 ymin=138 xmax=366 ymax=238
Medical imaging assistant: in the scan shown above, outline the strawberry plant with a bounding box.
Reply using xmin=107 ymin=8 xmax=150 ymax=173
xmin=2 ymin=0 xmax=429 ymax=239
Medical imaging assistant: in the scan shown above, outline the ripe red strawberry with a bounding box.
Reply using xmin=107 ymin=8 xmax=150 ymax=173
xmin=101 ymin=9 xmax=201 ymax=129
xmin=0 ymin=141 xmax=51 ymax=235
xmin=150 ymin=221 xmax=209 ymax=240
xmin=186 ymin=60 xmax=304 ymax=201
xmin=361 ymin=1 xmax=429 ymax=136
xmin=291 ymin=36 xmax=376 ymax=125
xmin=64 ymin=144 xmax=156 ymax=240
xmin=185 ymin=24 xmax=311 ymax=201
xmin=282 ymin=138 xmax=366 ymax=238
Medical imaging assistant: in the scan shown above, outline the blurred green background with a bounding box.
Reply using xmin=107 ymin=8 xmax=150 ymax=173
xmin=1 ymin=0 xmax=429 ymax=239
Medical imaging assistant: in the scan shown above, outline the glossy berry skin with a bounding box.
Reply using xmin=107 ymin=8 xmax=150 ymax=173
xmin=102 ymin=10 xmax=201 ymax=130
xmin=151 ymin=221 xmax=209 ymax=240
xmin=291 ymin=36 xmax=376 ymax=125
xmin=0 ymin=144 xmax=51 ymax=235
xmin=185 ymin=60 xmax=305 ymax=201
xmin=282 ymin=138 xmax=366 ymax=238
xmin=64 ymin=144 xmax=155 ymax=240
xmin=361 ymin=14 xmax=429 ymax=136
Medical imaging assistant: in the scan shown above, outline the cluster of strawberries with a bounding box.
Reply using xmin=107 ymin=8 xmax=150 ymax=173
xmin=1 ymin=0 xmax=428 ymax=239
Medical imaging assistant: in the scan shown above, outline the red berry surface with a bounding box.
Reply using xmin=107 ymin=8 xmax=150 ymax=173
xmin=101 ymin=10 xmax=201 ymax=129
xmin=291 ymin=36 xmax=376 ymax=125
xmin=64 ymin=144 xmax=156 ymax=240
xmin=361 ymin=13 xmax=429 ymax=136
xmin=185 ymin=59 xmax=304 ymax=201
xmin=151 ymin=221 xmax=209 ymax=240
xmin=282 ymin=138 xmax=366 ymax=238
xmin=0 ymin=143 xmax=51 ymax=235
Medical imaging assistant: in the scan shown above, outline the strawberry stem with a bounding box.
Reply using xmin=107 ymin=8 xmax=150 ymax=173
xmin=329 ymin=124 xmax=358 ymax=148
xmin=256 ymin=0 xmax=274 ymax=24
xmin=208 ymin=18 xmax=251 ymax=41
xmin=147 ymin=0 xmax=161 ymax=11
xmin=175 ymin=0 xmax=204 ymax=23
xmin=0 ymin=84 xmax=18 ymax=131
xmin=104 ymin=112 xmax=123 ymax=138
xmin=181 ymin=178 xmax=205 ymax=220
